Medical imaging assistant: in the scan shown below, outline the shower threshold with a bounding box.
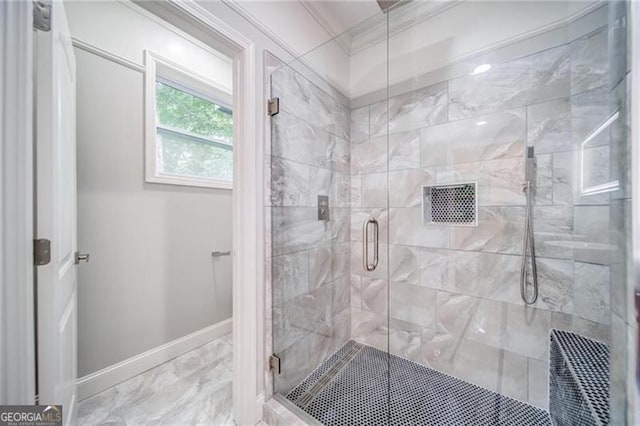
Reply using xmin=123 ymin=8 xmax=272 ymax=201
xmin=285 ymin=340 xmax=551 ymax=426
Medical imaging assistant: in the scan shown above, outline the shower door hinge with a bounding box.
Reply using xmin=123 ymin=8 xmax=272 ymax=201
xmin=267 ymin=97 xmax=279 ymax=116
xmin=34 ymin=239 xmax=51 ymax=266
xmin=33 ymin=0 xmax=52 ymax=32
xmin=269 ymin=354 xmax=281 ymax=374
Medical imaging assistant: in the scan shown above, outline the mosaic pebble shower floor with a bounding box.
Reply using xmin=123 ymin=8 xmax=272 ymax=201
xmin=287 ymin=340 xmax=551 ymax=426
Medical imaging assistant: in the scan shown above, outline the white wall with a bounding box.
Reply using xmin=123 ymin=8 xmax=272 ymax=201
xmin=65 ymin=0 xmax=232 ymax=91
xmin=227 ymin=1 xmax=351 ymax=94
xmin=68 ymin=0 xmax=233 ymax=377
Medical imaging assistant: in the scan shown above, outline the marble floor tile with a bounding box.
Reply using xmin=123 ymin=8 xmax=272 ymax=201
xmin=77 ymin=333 xmax=234 ymax=426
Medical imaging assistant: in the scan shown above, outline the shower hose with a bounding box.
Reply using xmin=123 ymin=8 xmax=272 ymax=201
xmin=520 ymin=180 xmax=538 ymax=304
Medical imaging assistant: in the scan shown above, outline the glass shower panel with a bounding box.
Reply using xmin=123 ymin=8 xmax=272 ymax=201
xmin=384 ymin=0 xmax=631 ymax=424
xmin=267 ymin=0 xmax=632 ymax=424
xmin=268 ymin=12 xmax=391 ymax=423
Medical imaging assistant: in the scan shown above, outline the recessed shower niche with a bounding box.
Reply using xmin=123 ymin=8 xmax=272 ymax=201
xmin=422 ymin=182 xmax=477 ymax=226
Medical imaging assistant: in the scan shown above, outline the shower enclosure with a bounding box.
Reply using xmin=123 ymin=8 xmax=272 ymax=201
xmin=267 ymin=1 xmax=632 ymax=424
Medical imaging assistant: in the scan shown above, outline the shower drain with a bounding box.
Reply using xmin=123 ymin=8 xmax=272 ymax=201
xmin=295 ymin=342 xmax=365 ymax=408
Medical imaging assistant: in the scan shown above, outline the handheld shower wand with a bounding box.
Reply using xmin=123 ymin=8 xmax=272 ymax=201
xmin=520 ymin=147 xmax=538 ymax=304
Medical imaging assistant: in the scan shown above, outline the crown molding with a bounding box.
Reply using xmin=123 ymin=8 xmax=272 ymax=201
xmin=349 ymin=0 xmax=463 ymax=55
xmin=221 ymin=0 xmax=303 ymax=59
xmin=297 ymin=1 xmax=352 ymax=55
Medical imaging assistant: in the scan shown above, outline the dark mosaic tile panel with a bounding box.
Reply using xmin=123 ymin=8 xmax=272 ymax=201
xmin=549 ymin=329 xmax=609 ymax=426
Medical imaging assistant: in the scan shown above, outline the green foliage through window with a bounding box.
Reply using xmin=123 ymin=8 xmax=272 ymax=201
xmin=155 ymin=80 xmax=233 ymax=182
xmin=158 ymin=132 xmax=233 ymax=180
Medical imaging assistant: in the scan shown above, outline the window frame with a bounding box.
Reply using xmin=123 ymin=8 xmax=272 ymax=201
xmin=144 ymin=50 xmax=233 ymax=190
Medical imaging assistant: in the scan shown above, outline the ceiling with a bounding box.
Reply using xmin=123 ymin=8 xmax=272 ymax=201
xmin=299 ymin=0 xmax=383 ymax=39
xmin=299 ymin=0 xmax=465 ymax=56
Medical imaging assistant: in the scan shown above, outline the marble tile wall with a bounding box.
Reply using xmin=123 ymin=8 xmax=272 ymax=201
xmin=267 ymin=10 xmax=631 ymax=418
xmin=350 ymin=26 xmax=615 ymax=410
xmin=268 ymin=58 xmax=352 ymax=396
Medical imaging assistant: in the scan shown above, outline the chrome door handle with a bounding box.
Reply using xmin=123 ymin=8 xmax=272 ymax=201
xmin=75 ymin=251 xmax=90 ymax=264
xmin=362 ymin=217 xmax=379 ymax=272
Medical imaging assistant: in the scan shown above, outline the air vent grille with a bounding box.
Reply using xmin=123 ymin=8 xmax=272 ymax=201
xmin=423 ymin=182 xmax=477 ymax=226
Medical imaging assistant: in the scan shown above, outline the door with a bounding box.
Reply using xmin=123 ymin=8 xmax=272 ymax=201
xmin=35 ymin=1 xmax=78 ymax=422
xmin=267 ymin=21 xmax=392 ymax=421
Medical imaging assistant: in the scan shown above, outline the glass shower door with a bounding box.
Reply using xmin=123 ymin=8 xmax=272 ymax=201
xmin=267 ymin=11 xmax=392 ymax=423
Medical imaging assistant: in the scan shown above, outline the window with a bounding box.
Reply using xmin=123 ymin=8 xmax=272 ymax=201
xmin=145 ymin=51 xmax=233 ymax=189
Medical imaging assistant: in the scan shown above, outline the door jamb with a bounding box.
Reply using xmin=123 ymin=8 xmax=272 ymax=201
xmin=0 ymin=0 xmax=37 ymax=405
xmin=156 ymin=1 xmax=264 ymax=424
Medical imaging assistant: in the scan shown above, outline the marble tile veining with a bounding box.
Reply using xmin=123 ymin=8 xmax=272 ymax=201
xmin=389 ymin=282 xmax=436 ymax=329
xmin=389 ymin=130 xmax=421 ymax=171
xmin=450 ymin=206 xmax=525 ymax=255
xmin=271 ymin=64 xmax=350 ymax=140
xmin=527 ymin=98 xmax=571 ymax=154
xmin=272 ymin=111 xmax=349 ymax=174
xmin=531 ymin=258 xmax=574 ymax=314
xmin=574 ymin=262 xmax=611 ymax=325
xmin=77 ymin=333 xmax=234 ymax=426
xmin=370 ymin=82 xmax=448 ymax=137
xmin=571 ymin=86 xmax=611 ymax=148
xmin=570 ymin=28 xmax=608 ymax=95
xmin=448 ymin=45 xmax=570 ymax=120
xmin=436 ymin=157 xmax=526 ymax=206
xmin=350 ymin=136 xmax=387 ymax=175
xmin=350 ymin=106 xmax=369 ymax=143
xmin=421 ymin=109 xmax=525 ymax=166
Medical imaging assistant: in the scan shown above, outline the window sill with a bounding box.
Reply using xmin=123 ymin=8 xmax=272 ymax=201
xmin=146 ymin=173 xmax=232 ymax=190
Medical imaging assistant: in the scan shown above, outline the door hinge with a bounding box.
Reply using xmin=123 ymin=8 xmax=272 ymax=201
xmin=267 ymin=97 xmax=279 ymax=116
xmin=33 ymin=0 xmax=52 ymax=32
xmin=269 ymin=354 xmax=281 ymax=374
xmin=34 ymin=239 xmax=51 ymax=266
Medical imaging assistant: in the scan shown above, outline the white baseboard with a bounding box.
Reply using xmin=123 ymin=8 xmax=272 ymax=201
xmin=77 ymin=318 xmax=232 ymax=400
